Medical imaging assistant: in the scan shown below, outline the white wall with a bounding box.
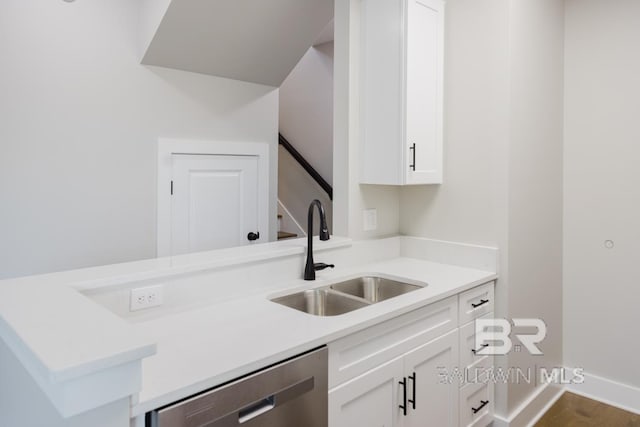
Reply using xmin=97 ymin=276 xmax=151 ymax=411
xmin=401 ymin=0 xmax=512 ymax=414
xmin=280 ymin=42 xmax=334 ymax=186
xmin=399 ymin=0 xmax=510 ymax=247
xmin=0 ymin=0 xmax=278 ymax=279
xmin=505 ymin=0 xmax=565 ymax=412
xmin=278 ymin=43 xmax=334 ymax=231
xmin=278 ymin=145 xmax=333 ymax=233
xmin=564 ymin=0 xmax=640 ymax=390
xmin=139 ymin=0 xmax=172 ymax=58
xmin=401 ymin=0 xmax=564 ymax=418
xmin=334 ymin=0 xmax=401 ymax=241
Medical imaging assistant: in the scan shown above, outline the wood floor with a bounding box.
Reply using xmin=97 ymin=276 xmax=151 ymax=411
xmin=534 ymin=392 xmax=640 ymax=427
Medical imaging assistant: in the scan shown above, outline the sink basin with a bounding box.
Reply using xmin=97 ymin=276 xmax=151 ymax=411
xmin=330 ymin=276 xmax=423 ymax=303
xmin=270 ymin=276 xmax=425 ymax=316
xmin=271 ymin=289 xmax=370 ymax=316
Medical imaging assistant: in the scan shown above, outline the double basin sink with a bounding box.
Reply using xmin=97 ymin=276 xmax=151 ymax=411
xmin=271 ymin=276 xmax=426 ymax=316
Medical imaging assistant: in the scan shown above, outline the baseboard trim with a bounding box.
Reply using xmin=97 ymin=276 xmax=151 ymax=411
xmin=566 ymin=370 xmax=640 ymax=415
xmin=492 ymin=382 xmax=564 ymax=427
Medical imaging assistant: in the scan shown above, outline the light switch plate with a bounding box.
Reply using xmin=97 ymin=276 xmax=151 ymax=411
xmin=363 ymin=208 xmax=378 ymax=231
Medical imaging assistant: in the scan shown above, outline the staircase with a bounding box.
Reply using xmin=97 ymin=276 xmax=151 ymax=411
xmin=277 ymin=214 xmax=298 ymax=240
xmin=277 ymin=133 xmax=332 ymax=240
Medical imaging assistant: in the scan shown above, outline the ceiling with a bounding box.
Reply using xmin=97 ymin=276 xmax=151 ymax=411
xmin=141 ymin=0 xmax=334 ymax=87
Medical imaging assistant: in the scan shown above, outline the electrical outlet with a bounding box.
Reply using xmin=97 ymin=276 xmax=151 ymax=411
xmin=130 ymin=285 xmax=164 ymax=311
xmin=363 ymin=208 xmax=378 ymax=231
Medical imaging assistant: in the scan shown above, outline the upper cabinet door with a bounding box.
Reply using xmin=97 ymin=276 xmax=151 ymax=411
xmin=170 ymin=154 xmax=262 ymax=256
xmin=359 ymin=0 xmax=444 ymax=185
xmin=405 ymin=0 xmax=444 ymax=184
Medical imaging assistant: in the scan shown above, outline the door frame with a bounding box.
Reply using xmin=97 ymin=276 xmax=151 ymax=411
xmin=157 ymin=138 xmax=270 ymax=257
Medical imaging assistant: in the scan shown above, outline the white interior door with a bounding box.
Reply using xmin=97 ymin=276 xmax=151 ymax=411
xmin=170 ymin=154 xmax=262 ymax=256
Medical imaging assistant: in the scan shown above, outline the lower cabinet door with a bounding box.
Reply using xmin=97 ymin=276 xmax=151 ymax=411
xmin=403 ymin=329 xmax=460 ymax=427
xmin=329 ymin=356 xmax=405 ymax=427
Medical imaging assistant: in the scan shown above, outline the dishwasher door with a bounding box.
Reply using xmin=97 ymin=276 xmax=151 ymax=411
xmin=149 ymin=347 xmax=327 ymax=427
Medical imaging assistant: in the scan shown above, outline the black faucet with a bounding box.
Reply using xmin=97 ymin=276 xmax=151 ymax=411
xmin=304 ymin=200 xmax=335 ymax=280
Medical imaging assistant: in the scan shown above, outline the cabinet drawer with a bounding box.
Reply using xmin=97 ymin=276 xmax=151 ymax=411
xmin=328 ymin=296 xmax=457 ymax=388
xmin=459 ymin=380 xmax=494 ymax=427
xmin=459 ymin=282 xmax=494 ymax=325
xmin=459 ymin=312 xmax=494 ymax=373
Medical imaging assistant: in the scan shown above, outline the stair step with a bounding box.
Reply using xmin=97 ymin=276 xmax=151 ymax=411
xmin=278 ymin=231 xmax=298 ymax=240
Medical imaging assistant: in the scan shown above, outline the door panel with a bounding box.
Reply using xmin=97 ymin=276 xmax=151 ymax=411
xmin=329 ymin=357 xmax=404 ymax=427
xmin=171 ymin=154 xmax=260 ymax=255
xmin=403 ymin=329 xmax=459 ymax=427
xmin=405 ymin=0 xmax=443 ymax=184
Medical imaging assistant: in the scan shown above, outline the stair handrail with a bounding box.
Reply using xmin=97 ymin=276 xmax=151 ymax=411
xmin=278 ymin=133 xmax=333 ymax=200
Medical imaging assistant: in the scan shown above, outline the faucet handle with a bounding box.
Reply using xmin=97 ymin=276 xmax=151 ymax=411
xmin=314 ymin=263 xmax=335 ymax=271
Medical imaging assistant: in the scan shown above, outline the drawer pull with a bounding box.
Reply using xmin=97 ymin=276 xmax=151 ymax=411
xmin=399 ymin=377 xmax=408 ymax=416
xmin=408 ymin=372 xmax=416 ymax=410
xmin=472 ymin=400 xmax=489 ymax=414
xmin=471 ymin=299 xmax=489 ymax=309
xmin=471 ymin=343 xmax=489 ymax=355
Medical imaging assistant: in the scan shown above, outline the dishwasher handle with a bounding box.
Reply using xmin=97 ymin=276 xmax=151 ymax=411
xmin=238 ymin=396 xmax=275 ymax=423
xmin=236 ymin=376 xmax=314 ymax=424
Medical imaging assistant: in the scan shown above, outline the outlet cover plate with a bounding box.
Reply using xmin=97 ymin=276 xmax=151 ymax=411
xmin=130 ymin=285 xmax=164 ymax=311
xmin=363 ymin=208 xmax=378 ymax=231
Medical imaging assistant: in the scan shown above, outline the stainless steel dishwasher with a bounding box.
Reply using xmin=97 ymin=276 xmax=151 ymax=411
xmin=148 ymin=347 xmax=327 ymax=427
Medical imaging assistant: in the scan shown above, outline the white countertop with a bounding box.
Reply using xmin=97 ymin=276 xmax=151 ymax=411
xmin=131 ymin=257 xmax=497 ymax=415
xmin=0 ymin=237 xmax=352 ymax=386
xmin=0 ymin=235 xmax=498 ymax=419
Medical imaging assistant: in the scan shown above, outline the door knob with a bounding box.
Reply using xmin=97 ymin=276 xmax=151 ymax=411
xmin=247 ymin=232 xmax=260 ymax=241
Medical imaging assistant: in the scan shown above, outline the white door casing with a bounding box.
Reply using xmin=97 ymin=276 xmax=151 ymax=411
xmin=157 ymin=139 xmax=269 ymax=257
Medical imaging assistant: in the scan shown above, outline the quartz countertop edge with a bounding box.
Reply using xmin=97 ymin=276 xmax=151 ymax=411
xmin=131 ymin=257 xmax=497 ymax=416
xmin=0 ymin=281 xmax=157 ymax=384
xmin=0 ymin=237 xmax=352 ymax=388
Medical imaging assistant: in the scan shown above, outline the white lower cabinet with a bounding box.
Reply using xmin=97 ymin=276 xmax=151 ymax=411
xmin=328 ymin=357 xmax=405 ymax=427
xmin=328 ymin=282 xmax=496 ymax=427
xmin=329 ymin=329 xmax=459 ymax=427
xmin=403 ymin=330 xmax=459 ymax=427
xmin=459 ymin=381 xmax=494 ymax=427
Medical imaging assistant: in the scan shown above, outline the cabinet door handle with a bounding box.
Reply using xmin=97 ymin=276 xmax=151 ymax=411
xmin=399 ymin=377 xmax=407 ymax=416
xmin=408 ymin=372 xmax=416 ymax=410
xmin=472 ymin=400 xmax=489 ymax=414
xmin=409 ymin=143 xmax=416 ymax=171
xmin=471 ymin=299 xmax=489 ymax=309
xmin=471 ymin=343 xmax=489 ymax=355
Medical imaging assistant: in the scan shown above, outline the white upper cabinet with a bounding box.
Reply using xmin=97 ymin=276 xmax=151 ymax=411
xmin=359 ymin=0 xmax=444 ymax=185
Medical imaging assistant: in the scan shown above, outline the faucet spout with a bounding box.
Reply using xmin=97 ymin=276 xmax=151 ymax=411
xmin=304 ymin=200 xmax=333 ymax=280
